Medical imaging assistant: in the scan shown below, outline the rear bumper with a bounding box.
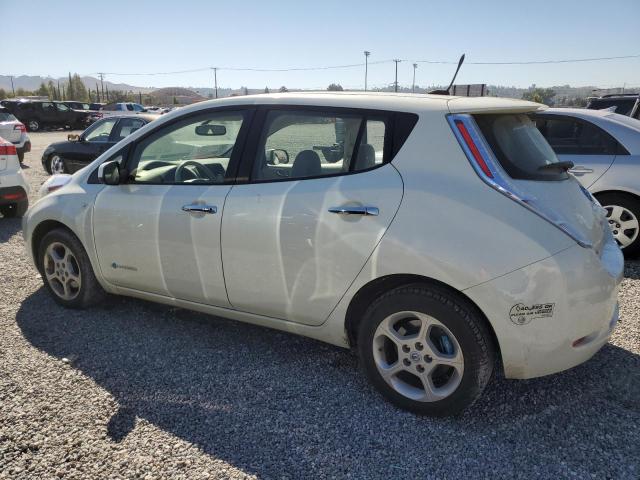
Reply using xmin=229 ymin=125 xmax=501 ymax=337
xmin=0 ymin=185 xmax=28 ymax=211
xmin=464 ymin=238 xmax=623 ymax=379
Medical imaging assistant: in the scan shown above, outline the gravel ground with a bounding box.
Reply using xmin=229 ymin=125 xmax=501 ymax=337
xmin=1 ymin=131 xmax=639 ymax=479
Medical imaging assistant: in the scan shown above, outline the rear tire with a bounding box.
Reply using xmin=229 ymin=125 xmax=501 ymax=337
xmin=596 ymin=192 xmax=640 ymax=255
xmin=27 ymin=119 xmax=40 ymax=132
xmin=357 ymin=283 xmax=495 ymax=416
xmin=38 ymin=228 xmax=106 ymax=308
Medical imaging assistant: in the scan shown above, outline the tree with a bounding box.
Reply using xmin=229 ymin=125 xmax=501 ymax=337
xmin=37 ymin=82 xmax=50 ymax=97
xmin=0 ymin=89 xmax=6 ymax=100
xmin=70 ymin=74 xmax=88 ymax=101
xmin=264 ymin=86 xmax=270 ymax=94
xmin=522 ymin=87 xmax=556 ymax=106
xmin=47 ymin=80 xmax=58 ymax=100
xmin=67 ymin=72 xmax=75 ymax=99
xmin=279 ymin=86 xmax=288 ymax=93
xmin=242 ymin=86 xmax=249 ymax=95
xmin=327 ymin=83 xmax=344 ymax=91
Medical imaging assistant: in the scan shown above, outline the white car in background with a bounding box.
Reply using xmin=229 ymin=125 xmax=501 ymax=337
xmin=0 ymin=136 xmax=29 ymax=217
xmin=535 ymin=108 xmax=640 ymax=253
xmin=0 ymin=106 xmax=31 ymax=163
xmin=23 ymin=93 xmax=622 ymax=416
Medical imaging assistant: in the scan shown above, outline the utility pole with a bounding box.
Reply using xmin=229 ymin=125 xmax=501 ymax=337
xmin=393 ymin=59 xmax=401 ymax=92
xmin=10 ymin=76 xmax=15 ymax=97
xmin=412 ymin=63 xmax=418 ymax=93
xmin=98 ymin=73 xmax=105 ymax=102
xmin=364 ymin=51 xmax=370 ymax=91
xmin=212 ymin=67 xmax=218 ymax=99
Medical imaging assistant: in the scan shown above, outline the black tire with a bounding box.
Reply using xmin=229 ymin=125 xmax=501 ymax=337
xmin=47 ymin=154 xmax=67 ymax=175
xmin=595 ymin=192 xmax=640 ymax=256
xmin=38 ymin=228 xmax=106 ymax=308
xmin=357 ymin=283 xmax=495 ymax=416
xmin=27 ymin=119 xmax=40 ymax=132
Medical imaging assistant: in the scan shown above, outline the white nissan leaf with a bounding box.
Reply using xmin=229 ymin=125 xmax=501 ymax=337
xmin=23 ymin=93 xmax=623 ymax=416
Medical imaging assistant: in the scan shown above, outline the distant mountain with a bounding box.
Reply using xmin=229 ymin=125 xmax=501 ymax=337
xmin=0 ymin=75 xmax=153 ymax=93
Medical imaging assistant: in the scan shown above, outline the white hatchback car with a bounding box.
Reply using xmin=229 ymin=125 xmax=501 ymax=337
xmin=0 ymin=136 xmax=29 ymax=217
xmin=23 ymin=93 xmax=623 ymax=416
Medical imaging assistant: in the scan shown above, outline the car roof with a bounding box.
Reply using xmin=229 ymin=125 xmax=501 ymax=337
xmin=99 ymin=113 xmax=158 ymax=122
xmin=157 ymin=92 xmax=543 ymax=118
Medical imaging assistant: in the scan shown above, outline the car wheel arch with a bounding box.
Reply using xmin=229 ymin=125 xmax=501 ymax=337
xmin=344 ymin=273 xmax=501 ymax=366
xmin=31 ymin=220 xmax=78 ymax=273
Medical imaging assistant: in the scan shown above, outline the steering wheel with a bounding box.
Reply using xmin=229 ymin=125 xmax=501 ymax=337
xmin=174 ymin=160 xmax=218 ymax=183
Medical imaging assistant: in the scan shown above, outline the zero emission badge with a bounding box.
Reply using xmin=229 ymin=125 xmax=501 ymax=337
xmin=509 ymin=303 xmax=555 ymax=325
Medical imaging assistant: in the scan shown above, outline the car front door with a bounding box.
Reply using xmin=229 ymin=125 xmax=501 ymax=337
xmin=64 ymin=118 xmax=119 ymax=172
xmin=92 ymin=109 xmax=252 ymax=306
xmin=536 ymin=115 xmax=619 ymax=187
xmin=221 ymin=108 xmax=406 ymax=326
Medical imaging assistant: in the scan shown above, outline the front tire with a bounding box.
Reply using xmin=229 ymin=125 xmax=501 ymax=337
xmin=48 ymin=154 xmax=67 ymax=175
xmin=596 ymin=192 xmax=640 ymax=255
xmin=358 ymin=283 xmax=495 ymax=416
xmin=38 ymin=228 xmax=106 ymax=308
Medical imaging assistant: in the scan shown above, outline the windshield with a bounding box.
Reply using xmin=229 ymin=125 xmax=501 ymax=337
xmin=474 ymin=113 xmax=567 ymax=181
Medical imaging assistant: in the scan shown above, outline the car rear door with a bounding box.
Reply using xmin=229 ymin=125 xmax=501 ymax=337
xmin=536 ymin=114 xmax=618 ymax=187
xmin=92 ymin=108 xmax=252 ymax=306
xmin=221 ymin=107 xmax=410 ymax=326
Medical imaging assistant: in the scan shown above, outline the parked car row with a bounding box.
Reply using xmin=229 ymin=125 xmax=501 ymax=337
xmin=0 ymin=99 xmax=91 ymax=132
xmin=22 ymin=92 xmax=626 ymax=416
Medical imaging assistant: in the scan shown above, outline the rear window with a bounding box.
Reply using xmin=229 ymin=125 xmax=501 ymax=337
xmin=0 ymin=112 xmax=17 ymax=122
xmin=587 ymin=99 xmax=636 ymax=116
xmin=474 ymin=114 xmax=567 ymax=181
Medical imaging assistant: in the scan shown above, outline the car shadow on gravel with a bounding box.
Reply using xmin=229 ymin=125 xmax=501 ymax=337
xmin=16 ymin=287 xmax=640 ymax=479
xmin=0 ymin=217 xmax=22 ymax=241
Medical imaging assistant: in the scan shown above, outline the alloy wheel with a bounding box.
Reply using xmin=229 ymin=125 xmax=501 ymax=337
xmin=50 ymin=155 xmax=65 ymax=174
xmin=604 ymin=204 xmax=639 ymax=248
xmin=373 ymin=311 xmax=464 ymax=402
xmin=28 ymin=120 xmax=40 ymax=131
xmin=43 ymin=242 xmax=82 ymax=300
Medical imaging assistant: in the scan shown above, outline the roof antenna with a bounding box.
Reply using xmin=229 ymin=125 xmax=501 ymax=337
xmin=429 ymin=54 xmax=465 ymax=95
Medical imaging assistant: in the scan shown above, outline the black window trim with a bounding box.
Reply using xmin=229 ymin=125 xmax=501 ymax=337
xmin=235 ymin=104 xmax=417 ymax=185
xmin=535 ymin=113 xmax=630 ymax=156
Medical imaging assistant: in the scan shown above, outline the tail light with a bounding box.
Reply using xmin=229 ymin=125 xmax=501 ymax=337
xmin=14 ymin=123 xmax=27 ymax=133
xmin=0 ymin=143 xmax=17 ymax=156
xmin=447 ymin=114 xmax=593 ymax=248
xmin=1 ymin=191 xmax=26 ymax=201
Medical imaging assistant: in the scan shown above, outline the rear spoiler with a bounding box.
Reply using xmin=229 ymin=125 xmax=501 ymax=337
xmin=447 ymin=97 xmax=547 ymax=115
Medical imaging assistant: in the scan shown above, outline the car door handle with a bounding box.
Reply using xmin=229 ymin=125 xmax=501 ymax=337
xmin=569 ymin=166 xmax=594 ymax=175
xmin=328 ymin=206 xmax=379 ymax=216
xmin=182 ymin=204 xmax=217 ymax=214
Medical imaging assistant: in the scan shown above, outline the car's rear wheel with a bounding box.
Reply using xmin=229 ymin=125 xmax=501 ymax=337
xmin=596 ymin=192 xmax=640 ymax=255
xmin=38 ymin=228 xmax=106 ymax=308
xmin=358 ymin=283 xmax=495 ymax=416
xmin=27 ymin=119 xmax=40 ymax=132
xmin=49 ymin=155 xmax=67 ymax=175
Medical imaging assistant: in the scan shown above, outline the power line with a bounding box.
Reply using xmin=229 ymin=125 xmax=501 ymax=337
xmin=412 ymin=53 xmax=640 ymax=65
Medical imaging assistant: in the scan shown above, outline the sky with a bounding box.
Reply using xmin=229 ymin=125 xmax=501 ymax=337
xmin=1 ymin=0 xmax=639 ymax=91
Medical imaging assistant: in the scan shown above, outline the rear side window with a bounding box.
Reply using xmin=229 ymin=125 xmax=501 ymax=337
xmin=474 ymin=114 xmax=566 ymax=181
xmin=588 ymin=99 xmax=635 ymax=116
xmin=535 ymin=116 xmax=620 ymax=155
xmin=0 ymin=112 xmax=17 ymax=122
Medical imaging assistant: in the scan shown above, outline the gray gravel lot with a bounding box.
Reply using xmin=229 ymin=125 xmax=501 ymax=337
xmin=1 ymin=131 xmax=639 ymax=479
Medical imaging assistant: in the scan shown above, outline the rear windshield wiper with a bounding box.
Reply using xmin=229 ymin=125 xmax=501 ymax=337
xmin=538 ymin=160 xmax=574 ymax=173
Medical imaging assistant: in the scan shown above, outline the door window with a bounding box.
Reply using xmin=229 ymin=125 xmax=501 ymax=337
xmin=84 ymin=118 xmax=117 ymax=142
xmin=56 ymin=103 xmax=70 ymax=112
xmin=252 ymin=110 xmax=387 ymax=181
xmin=112 ymin=118 xmax=146 ymax=141
xmin=128 ymin=111 xmax=246 ymax=185
xmin=536 ymin=116 xmax=619 ymax=155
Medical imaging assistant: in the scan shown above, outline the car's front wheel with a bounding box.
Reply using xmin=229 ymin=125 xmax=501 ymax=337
xmin=27 ymin=119 xmax=40 ymax=132
xmin=38 ymin=228 xmax=105 ymax=308
xmin=358 ymin=283 xmax=495 ymax=416
xmin=48 ymin=155 xmax=67 ymax=175
xmin=597 ymin=192 xmax=640 ymax=255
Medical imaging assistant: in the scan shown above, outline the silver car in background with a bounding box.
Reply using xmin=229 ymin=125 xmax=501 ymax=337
xmin=536 ymin=108 xmax=640 ymax=253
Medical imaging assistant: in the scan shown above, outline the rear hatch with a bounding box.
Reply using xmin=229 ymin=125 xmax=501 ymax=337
xmin=448 ymin=97 xmax=607 ymax=250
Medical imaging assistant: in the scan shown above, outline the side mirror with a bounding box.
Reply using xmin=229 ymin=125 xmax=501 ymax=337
xmin=67 ymin=133 xmax=80 ymax=142
xmin=267 ymin=148 xmax=289 ymax=165
xmin=98 ymin=160 xmax=122 ymax=185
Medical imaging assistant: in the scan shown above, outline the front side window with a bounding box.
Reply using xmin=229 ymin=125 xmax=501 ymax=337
xmin=56 ymin=103 xmax=69 ymax=112
xmin=536 ymin=116 xmax=618 ymax=155
xmin=252 ymin=110 xmax=387 ymax=181
xmin=42 ymin=102 xmax=55 ymax=112
xmin=129 ymin=111 xmax=246 ymax=185
xmin=474 ymin=113 xmax=566 ymax=181
xmin=84 ymin=118 xmax=117 ymax=142
xmin=112 ymin=118 xmax=146 ymax=141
